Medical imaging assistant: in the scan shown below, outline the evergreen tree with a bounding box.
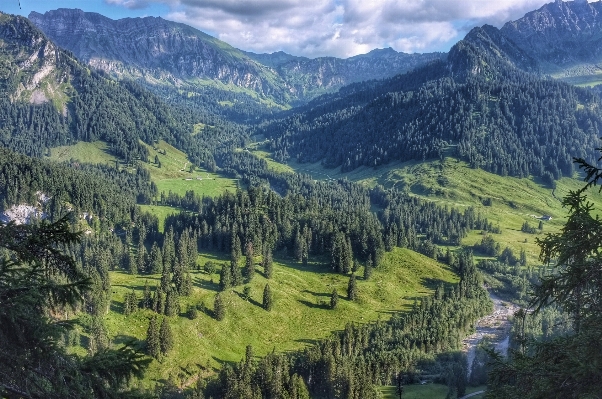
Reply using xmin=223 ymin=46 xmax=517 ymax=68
xmin=220 ymin=263 xmax=232 ymax=291
xmin=263 ymin=284 xmax=273 ymax=311
xmin=150 ymin=242 xmax=163 ymax=274
xmin=347 ymin=274 xmax=358 ymax=301
xmin=146 ymin=315 xmax=160 ymax=358
xmin=488 ymin=154 xmax=602 ymax=398
xmin=0 ymin=217 xmax=150 ymax=397
xmin=330 ymin=289 xmax=339 ymax=309
xmin=263 ymin=248 xmax=273 ymax=279
xmin=143 ymin=280 xmax=152 ymax=309
xmin=159 ymin=317 xmax=174 ymax=355
xmin=244 ymin=241 xmax=255 ymax=281
xmin=164 ymin=288 xmax=179 ymax=317
xmin=230 ymin=259 xmax=243 ymax=286
xmin=214 ymin=292 xmax=225 ymax=321
xmin=231 ymin=233 xmax=242 ymax=264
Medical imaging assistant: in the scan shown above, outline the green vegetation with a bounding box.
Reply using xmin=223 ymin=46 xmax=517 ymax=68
xmin=285 ymin=156 xmax=602 ymax=265
xmin=105 ymin=248 xmax=456 ymax=386
xmin=138 ymin=205 xmax=179 ymax=232
xmin=47 ymin=140 xmax=117 ymax=165
xmin=143 ymin=140 xmax=238 ymax=198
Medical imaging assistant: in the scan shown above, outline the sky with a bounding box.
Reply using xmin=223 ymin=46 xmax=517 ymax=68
xmin=1 ymin=0 xmax=596 ymax=58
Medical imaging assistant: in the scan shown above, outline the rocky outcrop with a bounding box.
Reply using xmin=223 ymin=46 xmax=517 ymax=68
xmin=0 ymin=12 xmax=69 ymax=105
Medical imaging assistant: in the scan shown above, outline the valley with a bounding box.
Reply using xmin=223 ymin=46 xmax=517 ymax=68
xmin=2 ymin=1 xmax=602 ymax=398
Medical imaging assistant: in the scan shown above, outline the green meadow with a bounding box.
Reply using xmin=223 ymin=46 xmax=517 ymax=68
xmin=106 ymin=248 xmax=457 ymax=389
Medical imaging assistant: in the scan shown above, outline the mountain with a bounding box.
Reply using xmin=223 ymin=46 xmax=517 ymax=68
xmin=244 ymin=47 xmax=446 ymax=100
xmin=258 ymin=19 xmax=602 ymax=183
xmin=0 ymin=11 xmax=206 ymax=164
xmin=449 ymin=0 xmax=602 ymax=84
xmin=500 ymin=0 xmax=602 ymax=79
xmin=28 ymin=9 xmax=291 ymax=103
xmin=29 ymin=8 xmax=444 ymax=112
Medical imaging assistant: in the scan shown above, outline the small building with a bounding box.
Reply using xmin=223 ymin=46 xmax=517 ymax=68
xmin=541 ymin=215 xmax=552 ymax=221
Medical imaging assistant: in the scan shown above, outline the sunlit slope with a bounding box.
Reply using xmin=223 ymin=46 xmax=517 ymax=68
xmin=106 ymin=248 xmax=457 ymax=387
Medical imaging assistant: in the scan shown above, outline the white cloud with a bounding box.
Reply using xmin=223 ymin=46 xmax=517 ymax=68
xmin=104 ymin=0 xmax=595 ymax=57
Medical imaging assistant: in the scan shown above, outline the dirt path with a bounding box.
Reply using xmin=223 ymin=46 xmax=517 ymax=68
xmin=464 ymin=291 xmax=519 ymax=378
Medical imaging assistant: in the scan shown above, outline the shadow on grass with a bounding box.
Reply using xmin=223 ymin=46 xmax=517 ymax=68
xmin=193 ymin=276 xmax=219 ymax=292
xmin=212 ymin=356 xmax=236 ymax=367
xmin=294 ymin=338 xmax=319 ymax=345
xmin=110 ymin=300 xmax=123 ymax=314
xmin=298 ymin=299 xmax=330 ymax=310
xmin=301 ymin=289 xmax=330 ymax=298
xmin=113 ymin=334 xmax=145 ymax=348
xmin=233 ymin=290 xmax=263 ymax=308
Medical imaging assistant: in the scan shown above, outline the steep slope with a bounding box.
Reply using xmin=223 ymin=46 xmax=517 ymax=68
xmin=28 ymin=9 xmax=289 ymax=102
xmin=259 ymin=29 xmax=602 ymax=183
xmin=0 ymin=11 xmax=204 ymax=164
xmin=500 ymin=0 xmax=602 ymax=80
xmin=29 ymin=8 xmax=444 ymax=112
xmin=244 ymin=47 xmax=446 ymax=100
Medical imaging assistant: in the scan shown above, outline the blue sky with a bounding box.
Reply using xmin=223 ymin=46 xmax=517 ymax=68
xmin=1 ymin=0 xmax=588 ymax=58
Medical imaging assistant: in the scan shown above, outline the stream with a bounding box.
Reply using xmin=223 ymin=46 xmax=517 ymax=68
xmin=464 ymin=291 xmax=519 ymax=378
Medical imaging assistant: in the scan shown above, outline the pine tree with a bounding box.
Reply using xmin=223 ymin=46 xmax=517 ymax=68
xmin=330 ymin=289 xmax=339 ymax=309
xmin=150 ymin=242 xmax=163 ymax=274
xmin=263 ymin=284 xmax=273 ymax=311
xmin=159 ymin=317 xmax=174 ymax=355
xmin=146 ymin=315 xmax=160 ymax=358
xmin=263 ymin=248 xmax=273 ymax=279
xmin=230 ymin=259 xmax=243 ymax=286
xmin=164 ymin=288 xmax=179 ymax=316
xmin=219 ymin=263 xmax=232 ymax=291
xmin=214 ymin=292 xmax=225 ymax=321
xmin=231 ymin=233 xmax=242 ymax=264
xmin=244 ymin=255 xmax=255 ymax=282
xmin=347 ymin=274 xmax=358 ymax=301
xmin=143 ymin=280 xmax=152 ymax=309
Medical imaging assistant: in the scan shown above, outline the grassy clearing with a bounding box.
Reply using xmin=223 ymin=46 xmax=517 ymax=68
xmin=138 ymin=205 xmax=182 ymax=232
xmin=105 ymin=247 xmax=456 ymax=388
xmin=379 ymin=384 xmax=486 ymax=399
xmin=244 ymin=143 xmax=295 ymax=174
xmin=47 ymin=141 xmax=117 ymax=165
xmin=142 ymin=140 xmax=238 ymax=198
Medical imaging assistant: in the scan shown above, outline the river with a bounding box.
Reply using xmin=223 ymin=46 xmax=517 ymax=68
xmin=464 ymin=291 xmax=519 ymax=378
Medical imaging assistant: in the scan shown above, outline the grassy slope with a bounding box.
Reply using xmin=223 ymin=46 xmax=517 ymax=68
xmin=281 ymin=156 xmax=602 ymax=264
xmin=47 ymin=141 xmax=117 ymax=165
xmin=142 ymin=140 xmax=238 ymax=198
xmin=107 ymin=248 xmax=457 ymax=388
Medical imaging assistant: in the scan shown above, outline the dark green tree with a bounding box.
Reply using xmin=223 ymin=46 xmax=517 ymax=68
xmin=146 ymin=315 xmax=160 ymax=359
xmin=263 ymin=284 xmax=273 ymax=311
xmin=159 ymin=317 xmax=174 ymax=356
xmin=488 ymin=154 xmax=602 ymax=398
xmin=214 ymin=293 xmax=225 ymax=321
xmin=244 ymin=241 xmax=255 ymax=282
xmin=0 ymin=217 xmax=149 ymax=398
xmin=347 ymin=274 xmax=358 ymax=301
xmin=262 ymin=249 xmax=273 ymax=279
xmin=219 ymin=263 xmax=232 ymax=291
xmin=330 ymin=289 xmax=339 ymax=309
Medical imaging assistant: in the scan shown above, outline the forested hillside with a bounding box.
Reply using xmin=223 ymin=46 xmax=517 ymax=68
xmin=259 ymin=30 xmax=602 ymax=183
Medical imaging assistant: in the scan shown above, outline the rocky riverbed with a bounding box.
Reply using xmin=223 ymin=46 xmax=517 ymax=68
xmin=464 ymin=292 xmax=519 ymax=377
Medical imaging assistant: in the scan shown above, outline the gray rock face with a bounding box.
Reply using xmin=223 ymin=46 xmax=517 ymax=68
xmin=29 ymin=9 xmax=287 ymax=97
xmin=500 ymin=1 xmax=602 ymax=74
